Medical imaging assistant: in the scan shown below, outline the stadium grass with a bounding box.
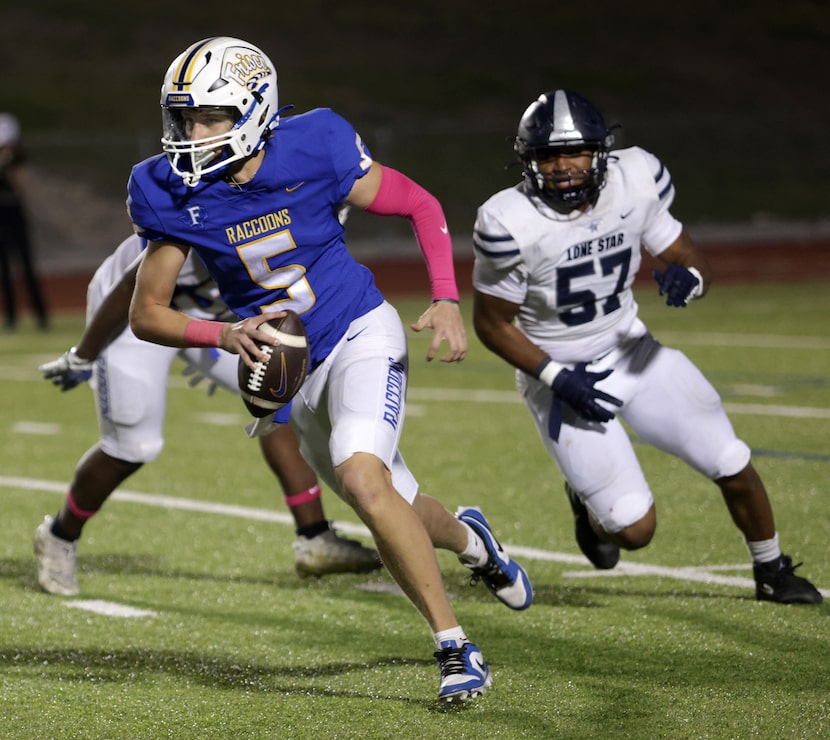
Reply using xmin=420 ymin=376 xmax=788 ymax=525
xmin=1 ymin=282 xmax=829 ymax=738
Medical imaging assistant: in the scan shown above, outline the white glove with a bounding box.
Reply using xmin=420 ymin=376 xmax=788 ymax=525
xmin=244 ymin=416 xmax=282 ymax=438
xmin=181 ymin=362 xmax=218 ymax=396
xmin=39 ymin=348 xmax=94 ymax=391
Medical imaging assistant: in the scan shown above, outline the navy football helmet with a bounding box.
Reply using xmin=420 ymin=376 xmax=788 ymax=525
xmin=514 ymin=90 xmax=614 ymax=213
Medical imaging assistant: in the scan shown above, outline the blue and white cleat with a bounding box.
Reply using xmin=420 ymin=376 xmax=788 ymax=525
xmin=456 ymin=506 xmax=533 ymax=610
xmin=434 ymin=639 xmax=492 ymax=703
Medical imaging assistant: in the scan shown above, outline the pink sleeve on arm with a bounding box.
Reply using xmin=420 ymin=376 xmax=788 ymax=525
xmin=363 ymin=166 xmax=459 ymax=302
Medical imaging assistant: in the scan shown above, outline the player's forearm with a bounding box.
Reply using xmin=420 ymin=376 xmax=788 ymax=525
xmin=663 ymin=228 xmax=713 ymax=296
xmin=74 ymin=277 xmax=134 ymax=360
xmin=364 ymin=165 xmax=459 ymax=301
xmin=474 ymin=315 xmax=547 ymax=378
xmin=129 ymin=300 xmax=203 ymax=348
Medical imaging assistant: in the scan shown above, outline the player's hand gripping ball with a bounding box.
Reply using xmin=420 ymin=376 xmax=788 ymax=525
xmin=238 ymin=311 xmax=310 ymax=417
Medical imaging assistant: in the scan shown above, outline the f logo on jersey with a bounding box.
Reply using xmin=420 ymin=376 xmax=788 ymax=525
xmin=182 ymin=205 xmax=206 ymax=229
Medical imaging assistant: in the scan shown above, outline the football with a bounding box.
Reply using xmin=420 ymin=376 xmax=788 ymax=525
xmin=237 ymin=311 xmax=310 ymax=417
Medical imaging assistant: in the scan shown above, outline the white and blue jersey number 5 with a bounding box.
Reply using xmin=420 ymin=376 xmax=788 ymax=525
xmin=236 ymin=231 xmax=315 ymax=315
xmin=556 ymin=249 xmax=631 ymax=326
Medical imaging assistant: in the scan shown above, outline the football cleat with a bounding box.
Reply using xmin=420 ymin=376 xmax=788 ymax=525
xmin=753 ymin=555 xmax=823 ymax=604
xmin=456 ymin=506 xmax=533 ymax=610
xmin=293 ymin=528 xmax=382 ymax=578
xmin=33 ymin=515 xmax=79 ymax=596
xmin=434 ymin=639 xmax=492 ymax=703
xmin=566 ymin=483 xmax=620 ymax=570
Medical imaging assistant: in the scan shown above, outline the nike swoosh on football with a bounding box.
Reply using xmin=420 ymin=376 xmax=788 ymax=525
xmin=268 ymin=355 xmax=289 ymax=398
xmin=286 ymin=181 xmax=305 ymax=193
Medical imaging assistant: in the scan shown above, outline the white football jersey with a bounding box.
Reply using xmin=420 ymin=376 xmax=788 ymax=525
xmin=89 ymin=233 xmax=234 ymax=322
xmin=473 ymin=146 xmax=683 ymax=363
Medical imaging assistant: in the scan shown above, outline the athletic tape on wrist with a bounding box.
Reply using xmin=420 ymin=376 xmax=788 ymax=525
xmin=687 ymin=267 xmax=704 ymax=301
xmin=534 ymin=357 xmax=564 ymax=387
xmin=183 ymin=319 xmax=223 ymax=348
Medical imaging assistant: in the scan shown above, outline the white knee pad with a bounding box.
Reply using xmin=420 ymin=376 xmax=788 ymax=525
xmin=592 ymin=490 xmax=653 ymax=534
xmin=100 ymin=435 xmax=164 ymax=464
xmin=711 ymin=438 xmax=752 ymax=479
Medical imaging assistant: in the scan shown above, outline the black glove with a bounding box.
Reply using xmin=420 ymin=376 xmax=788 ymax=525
xmin=548 ymin=363 xmax=623 ymax=441
xmin=652 ymin=264 xmax=702 ymax=307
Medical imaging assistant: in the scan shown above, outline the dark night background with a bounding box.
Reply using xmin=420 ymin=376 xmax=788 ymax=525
xmin=2 ymin=0 xmax=828 ymax=273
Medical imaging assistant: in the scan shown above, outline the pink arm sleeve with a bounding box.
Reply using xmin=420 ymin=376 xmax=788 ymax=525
xmin=364 ymin=166 xmax=459 ymax=302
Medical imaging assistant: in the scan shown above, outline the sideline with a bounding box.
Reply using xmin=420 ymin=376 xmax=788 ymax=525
xmin=7 ymin=474 xmax=827 ymax=598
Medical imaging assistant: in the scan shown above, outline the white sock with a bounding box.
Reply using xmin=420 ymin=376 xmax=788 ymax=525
xmin=434 ymin=626 xmax=467 ymax=650
xmin=746 ymin=532 xmax=780 ymax=564
xmin=458 ymin=524 xmax=487 ymax=567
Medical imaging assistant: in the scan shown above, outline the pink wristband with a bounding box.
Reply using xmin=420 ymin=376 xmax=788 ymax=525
xmin=183 ymin=319 xmax=223 ymax=348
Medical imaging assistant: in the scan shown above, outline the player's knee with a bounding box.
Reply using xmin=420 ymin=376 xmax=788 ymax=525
xmin=614 ymin=505 xmax=656 ymax=550
xmin=101 ymin=437 xmax=164 ymax=464
xmin=335 ymin=453 xmax=389 ymax=513
xmin=711 ymin=439 xmax=751 ymax=479
xmin=598 ymin=492 xmax=654 ymax=548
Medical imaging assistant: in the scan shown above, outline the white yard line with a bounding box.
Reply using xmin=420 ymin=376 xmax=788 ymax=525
xmin=64 ymin=600 xmax=158 ymax=618
xmin=6 ymin=475 xmax=828 ymax=599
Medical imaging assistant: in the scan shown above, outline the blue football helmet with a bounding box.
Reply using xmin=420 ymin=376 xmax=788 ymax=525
xmin=514 ymin=90 xmax=614 ymax=213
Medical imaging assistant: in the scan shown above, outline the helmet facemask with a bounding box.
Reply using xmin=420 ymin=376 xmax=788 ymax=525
xmin=514 ymin=90 xmax=614 ymax=214
xmin=523 ymin=145 xmax=608 ymax=214
xmin=161 ymin=106 xmax=244 ymax=187
xmin=160 ymin=37 xmax=280 ymax=187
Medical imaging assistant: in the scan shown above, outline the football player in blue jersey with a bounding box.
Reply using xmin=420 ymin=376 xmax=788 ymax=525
xmin=34 ymin=233 xmax=383 ymax=597
xmin=472 ymin=89 xmax=822 ymax=605
xmin=125 ymin=37 xmax=532 ymax=703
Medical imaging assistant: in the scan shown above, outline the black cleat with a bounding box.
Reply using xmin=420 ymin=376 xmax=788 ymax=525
xmin=753 ymin=555 xmax=823 ymax=604
xmin=565 ymin=483 xmax=620 ymax=570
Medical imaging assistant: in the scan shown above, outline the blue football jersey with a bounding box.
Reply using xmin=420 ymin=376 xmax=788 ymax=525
xmin=127 ymin=107 xmax=384 ymax=369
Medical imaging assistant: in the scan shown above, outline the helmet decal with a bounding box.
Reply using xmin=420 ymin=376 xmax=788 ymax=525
xmin=222 ymin=50 xmax=272 ymax=90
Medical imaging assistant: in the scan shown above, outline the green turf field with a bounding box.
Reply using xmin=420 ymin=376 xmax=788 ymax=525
xmin=2 ymin=282 xmax=828 ymax=738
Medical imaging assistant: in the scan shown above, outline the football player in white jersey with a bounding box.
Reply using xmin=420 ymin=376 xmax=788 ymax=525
xmin=472 ymin=89 xmax=821 ymax=604
xmin=34 ymin=233 xmax=382 ymax=598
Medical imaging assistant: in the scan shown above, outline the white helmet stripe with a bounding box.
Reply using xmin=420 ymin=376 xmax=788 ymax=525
xmin=550 ymin=89 xmax=579 ymax=143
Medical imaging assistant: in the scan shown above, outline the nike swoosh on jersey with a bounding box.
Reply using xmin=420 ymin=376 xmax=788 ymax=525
xmin=346 ymin=327 xmax=367 ymax=341
xmin=620 ymin=209 xmax=634 ymax=219
xmin=286 ymin=181 xmax=306 ymax=193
